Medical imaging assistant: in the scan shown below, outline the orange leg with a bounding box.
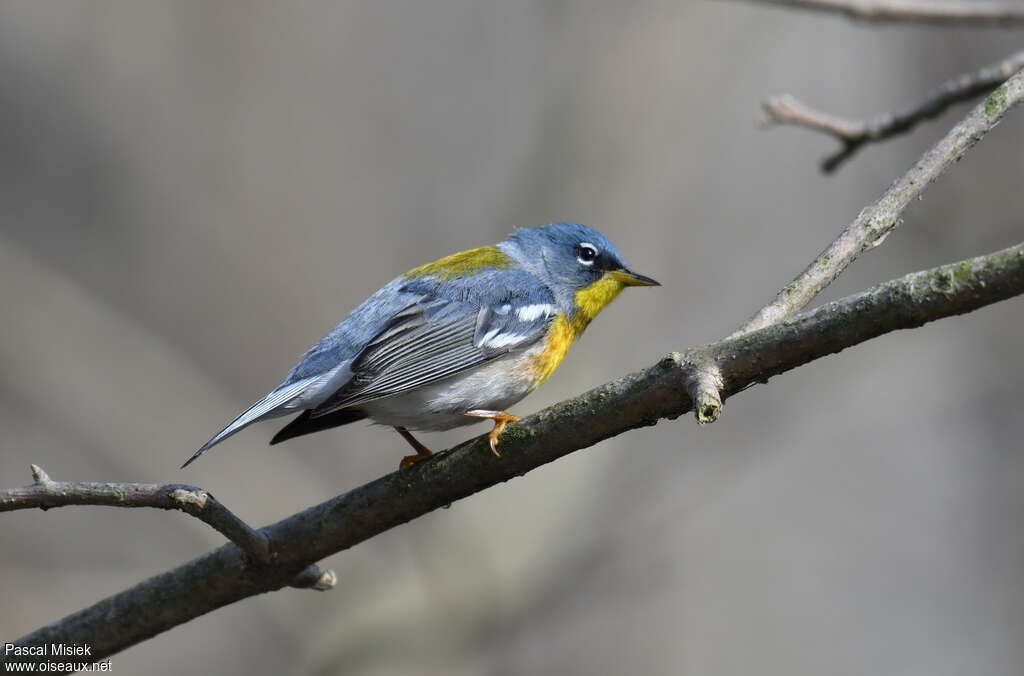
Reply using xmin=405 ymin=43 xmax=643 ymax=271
xmin=395 ymin=426 xmax=434 ymax=470
xmin=464 ymin=410 xmax=520 ymax=457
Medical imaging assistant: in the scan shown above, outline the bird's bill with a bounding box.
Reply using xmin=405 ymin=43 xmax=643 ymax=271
xmin=609 ymin=268 xmax=661 ymax=287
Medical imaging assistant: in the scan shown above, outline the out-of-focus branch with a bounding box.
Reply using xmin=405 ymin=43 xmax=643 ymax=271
xmin=734 ymin=68 xmax=1024 ymax=337
xmin=762 ymin=51 xmax=1024 ymax=172
xmin=7 ymin=240 xmax=1024 ymax=670
xmin=0 ymin=465 xmax=335 ymax=591
xmin=732 ymin=0 xmax=1024 ymax=25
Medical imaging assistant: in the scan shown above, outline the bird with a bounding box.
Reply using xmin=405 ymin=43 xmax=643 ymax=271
xmin=183 ymin=222 xmax=659 ymax=470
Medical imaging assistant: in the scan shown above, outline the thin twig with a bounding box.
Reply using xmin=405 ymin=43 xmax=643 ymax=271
xmin=731 ymin=0 xmax=1024 ymax=25
xmin=290 ymin=564 xmax=338 ymax=591
xmin=734 ymin=67 xmax=1024 ymax=337
xmin=6 ymin=240 xmax=1024 ymax=669
xmin=0 ymin=466 xmax=335 ymax=589
xmin=762 ymin=51 xmax=1024 ymax=172
xmin=2 ymin=465 xmax=327 ymax=589
xmin=0 ymin=466 xmax=271 ymax=564
xmin=682 ymin=352 xmax=725 ymax=423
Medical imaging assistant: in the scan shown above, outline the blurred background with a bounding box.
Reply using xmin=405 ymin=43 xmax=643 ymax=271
xmin=1 ymin=2 xmax=1022 ymax=675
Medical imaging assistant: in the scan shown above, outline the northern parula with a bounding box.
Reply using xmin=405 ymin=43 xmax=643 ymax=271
xmin=184 ymin=222 xmax=658 ymax=470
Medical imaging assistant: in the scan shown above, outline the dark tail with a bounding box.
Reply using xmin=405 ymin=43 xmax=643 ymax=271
xmin=270 ymin=408 xmax=368 ymax=445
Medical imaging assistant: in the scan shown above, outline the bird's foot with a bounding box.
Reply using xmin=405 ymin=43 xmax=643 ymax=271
xmin=464 ymin=410 xmax=520 ymax=457
xmin=395 ymin=426 xmax=434 ymax=470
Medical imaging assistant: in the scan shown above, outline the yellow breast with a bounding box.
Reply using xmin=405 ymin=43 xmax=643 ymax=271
xmin=531 ymin=314 xmax=577 ymax=386
xmin=530 ymin=274 xmax=627 ymax=386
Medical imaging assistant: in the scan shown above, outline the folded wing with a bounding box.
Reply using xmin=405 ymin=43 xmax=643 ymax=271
xmin=309 ymin=295 xmax=556 ymax=417
xmin=186 ymin=269 xmax=557 ymax=465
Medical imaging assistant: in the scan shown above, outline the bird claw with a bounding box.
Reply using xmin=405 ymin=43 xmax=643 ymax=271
xmin=465 ymin=410 xmax=520 ymax=457
xmin=395 ymin=427 xmax=433 ymax=471
xmin=400 ymin=453 xmax=429 ymax=471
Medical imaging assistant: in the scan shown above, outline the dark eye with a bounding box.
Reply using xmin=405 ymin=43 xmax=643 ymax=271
xmin=577 ymin=243 xmax=598 ymax=265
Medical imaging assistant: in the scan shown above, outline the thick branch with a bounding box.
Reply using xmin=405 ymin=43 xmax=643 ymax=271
xmin=763 ymin=51 xmax=1024 ymax=172
xmin=734 ymin=68 xmax=1024 ymax=337
xmin=8 ymin=241 xmax=1024 ymax=669
xmin=732 ymin=0 xmax=1024 ymax=25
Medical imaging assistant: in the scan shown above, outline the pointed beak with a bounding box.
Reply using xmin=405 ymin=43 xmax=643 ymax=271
xmin=609 ymin=268 xmax=661 ymax=287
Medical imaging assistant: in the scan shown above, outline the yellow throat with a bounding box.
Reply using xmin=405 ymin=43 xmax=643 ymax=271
xmin=532 ymin=273 xmax=627 ymax=385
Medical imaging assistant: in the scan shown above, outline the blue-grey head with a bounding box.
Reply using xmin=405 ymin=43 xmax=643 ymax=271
xmin=499 ymin=222 xmax=659 ymax=322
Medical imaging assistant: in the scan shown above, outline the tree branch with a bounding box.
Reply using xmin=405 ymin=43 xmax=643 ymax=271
xmin=731 ymin=0 xmax=1024 ymax=25
xmin=735 ymin=67 xmax=1024 ymax=336
xmin=0 ymin=466 xmax=336 ymax=591
xmin=6 ymin=241 xmax=1024 ymax=669
xmin=762 ymin=51 xmax=1024 ymax=172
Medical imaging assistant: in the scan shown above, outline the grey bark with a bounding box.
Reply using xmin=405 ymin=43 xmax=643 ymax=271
xmin=0 ymin=465 xmax=336 ymax=591
xmin=1 ymin=465 xmax=270 ymax=564
xmin=762 ymin=51 xmax=1024 ymax=171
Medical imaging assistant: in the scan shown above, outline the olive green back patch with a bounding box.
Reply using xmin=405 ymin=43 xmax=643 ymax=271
xmin=404 ymin=246 xmax=513 ymax=281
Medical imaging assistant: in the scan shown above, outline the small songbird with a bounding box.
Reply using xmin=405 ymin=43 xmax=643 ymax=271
xmin=183 ymin=223 xmax=659 ymax=470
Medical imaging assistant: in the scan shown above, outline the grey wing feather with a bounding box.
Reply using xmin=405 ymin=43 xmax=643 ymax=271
xmin=310 ymin=296 xmax=553 ymax=417
xmin=183 ymin=376 xmax=320 ymax=468
xmin=183 ymin=280 xmax=420 ymax=466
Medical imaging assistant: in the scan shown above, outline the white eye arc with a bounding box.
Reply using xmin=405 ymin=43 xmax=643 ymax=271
xmin=577 ymin=242 xmax=599 ymax=265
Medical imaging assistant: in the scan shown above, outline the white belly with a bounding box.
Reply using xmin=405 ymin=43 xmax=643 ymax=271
xmin=357 ymin=345 xmax=543 ymax=431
